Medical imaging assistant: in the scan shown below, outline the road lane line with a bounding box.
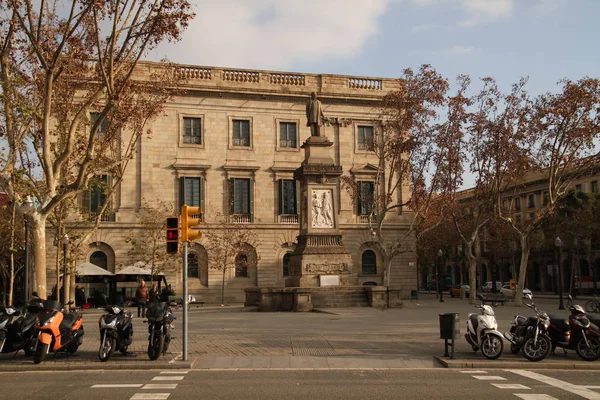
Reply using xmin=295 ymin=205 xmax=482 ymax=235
xmin=152 ymin=376 xmax=185 ymax=381
xmin=460 ymin=370 xmax=488 ymax=374
xmin=472 ymin=376 xmax=507 ymax=381
xmin=160 ymin=371 xmax=188 ymax=374
xmin=510 ymin=370 xmax=600 ymax=400
xmin=130 ymin=394 xmax=170 ymax=400
xmin=92 ymin=384 xmax=143 ymax=388
xmin=514 ymin=395 xmax=558 ymax=400
xmin=491 ymin=384 xmax=530 ymax=390
xmin=143 ymin=384 xmax=178 ymax=390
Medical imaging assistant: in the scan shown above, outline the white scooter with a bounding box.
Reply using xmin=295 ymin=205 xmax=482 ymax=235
xmin=464 ymin=302 xmax=504 ymax=359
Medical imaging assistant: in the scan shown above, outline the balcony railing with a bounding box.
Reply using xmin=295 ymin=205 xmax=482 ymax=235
xmin=357 ymin=214 xmax=377 ymax=224
xmin=229 ymin=214 xmax=253 ymax=224
xmin=87 ymin=211 xmax=115 ymax=222
xmin=278 ymin=214 xmax=299 ymax=224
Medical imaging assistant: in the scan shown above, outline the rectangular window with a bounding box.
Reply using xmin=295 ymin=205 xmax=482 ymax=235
xmin=179 ymin=177 xmax=204 ymax=216
xmin=358 ymin=126 xmax=374 ymax=150
xmin=358 ymin=181 xmax=375 ymax=215
xmin=528 ymin=194 xmax=535 ymax=208
xmin=279 ymin=122 xmax=297 ymax=148
xmin=230 ymin=178 xmax=252 ymax=221
xmin=576 ymin=184 xmax=582 ymax=192
xmin=90 ymin=112 xmax=107 ymax=136
xmin=279 ymin=179 xmax=297 ymax=215
xmin=232 ymin=119 xmax=250 ymax=146
xmin=514 ymin=197 xmax=521 ymax=211
xmin=183 ymin=117 xmax=201 ymax=144
xmin=83 ymin=175 xmax=111 ymax=213
xmin=592 ymin=181 xmax=598 ymax=194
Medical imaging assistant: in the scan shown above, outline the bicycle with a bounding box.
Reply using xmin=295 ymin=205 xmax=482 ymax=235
xmin=584 ymin=294 xmax=600 ymax=313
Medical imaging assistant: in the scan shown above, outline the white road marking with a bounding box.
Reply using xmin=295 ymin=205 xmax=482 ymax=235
xmin=130 ymin=394 xmax=170 ymax=400
xmin=491 ymin=384 xmax=531 ymax=390
xmin=160 ymin=371 xmax=188 ymax=374
xmin=92 ymin=384 xmax=143 ymax=388
xmin=583 ymin=387 xmax=600 ymax=389
xmin=514 ymin=395 xmax=558 ymax=400
xmin=473 ymin=376 xmax=507 ymax=381
xmin=143 ymin=384 xmax=178 ymax=390
xmin=510 ymin=370 xmax=600 ymax=400
xmin=169 ymin=353 xmax=182 ymax=364
xmin=152 ymin=376 xmax=185 ymax=381
xmin=460 ymin=370 xmax=488 ymax=374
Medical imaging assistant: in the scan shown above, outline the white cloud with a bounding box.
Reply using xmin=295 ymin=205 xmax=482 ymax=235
xmin=411 ymin=23 xmax=436 ymax=33
xmin=148 ymin=0 xmax=394 ymax=70
xmin=443 ymin=45 xmax=476 ymax=55
xmin=460 ymin=0 xmax=514 ymax=26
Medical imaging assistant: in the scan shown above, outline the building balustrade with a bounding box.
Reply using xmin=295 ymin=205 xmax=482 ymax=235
xmin=348 ymin=77 xmax=382 ymax=90
xmin=278 ymin=214 xmax=299 ymax=224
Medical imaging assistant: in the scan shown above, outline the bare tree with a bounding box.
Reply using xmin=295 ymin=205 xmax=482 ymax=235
xmin=203 ymin=215 xmax=258 ymax=306
xmin=0 ymin=0 xmax=194 ymax=298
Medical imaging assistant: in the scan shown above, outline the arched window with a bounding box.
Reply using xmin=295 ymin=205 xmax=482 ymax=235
xmin=361 ymin=250 xmax=377 ymax=275
xmin=283 ymin=253 xmax=291 ymax=277
xmin=235 ymin=253 xmax=248 ymax=277
xmin=188 ymin=253 xmax=199 ymax=278
xmin=90 ymin=251 xmax=108 ymax=270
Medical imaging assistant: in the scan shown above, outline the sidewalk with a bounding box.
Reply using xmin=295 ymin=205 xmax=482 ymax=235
xmin=0 ymin=294 xmax=598 ymax=371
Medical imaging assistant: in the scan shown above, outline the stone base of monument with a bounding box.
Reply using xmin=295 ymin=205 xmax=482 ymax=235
xmin=244 ymin=286 xmax=401 ymax=311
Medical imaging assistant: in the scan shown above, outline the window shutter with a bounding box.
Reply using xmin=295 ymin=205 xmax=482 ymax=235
xmin=229 ymin=178 xmax=235 ymax=214
xmin=199 ymin=177 xmax=205 ymax=214
xmin=295 ymin=180 xmax=300 ymax=216
xmin=278 ymin=179 xmax=284 ymax=215
xmin=290 ymin=123 xmax=297 ymax=148
xmin=357 ymin=182 xmax=363 ymax=215
xmin=106 ymin=175 xmax=113 ymax=211
xmin=179 ymin=177 xmax=185 ymax=208
xmin=242 ymin=121 xmax=250 ymax=144
xmin=82 ymin=189 xmax=90 ymax=212
xmin=249 ymin=179 xmax=254 ymax=219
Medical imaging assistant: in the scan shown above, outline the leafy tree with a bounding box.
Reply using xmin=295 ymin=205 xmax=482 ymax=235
xmin=0 ymin=0 xmax=194 ymax=298
xmin=203 ymin=215 xmax=258 ymax=306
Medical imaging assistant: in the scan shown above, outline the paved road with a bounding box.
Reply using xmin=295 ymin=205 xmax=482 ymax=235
xmin=1 ymin=369 xmax=600 ymax=399
xmin=0 ymin=294 xmax=598 ymax=371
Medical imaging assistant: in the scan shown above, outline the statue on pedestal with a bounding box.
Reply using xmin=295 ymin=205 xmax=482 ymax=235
xmin=306 ymin=92 xmax=325 ymax=137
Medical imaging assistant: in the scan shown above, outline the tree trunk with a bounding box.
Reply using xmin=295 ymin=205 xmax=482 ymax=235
xmin=32 ymin=215 xmax=48 ymax=300
xmin=221 ymin=268 xmax=226 ymax=306
xmin=514 ymin=234 xmax=531 ymax=307
xmin=467 ymin=251 xmax=478 ymax=305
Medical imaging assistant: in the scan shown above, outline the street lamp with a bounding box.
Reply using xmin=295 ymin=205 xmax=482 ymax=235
xmin=21 ymin=196 xmax=34 ymax=302
xmin=438 ymin=249 xmax=444 ymax=303
xmin=555 ymin=236 xmax=564 ymax=310
xmin=61 ymin=234 xmax=69 ymax=307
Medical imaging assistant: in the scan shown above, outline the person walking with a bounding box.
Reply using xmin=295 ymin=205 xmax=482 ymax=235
xmin=135 ymin=280 xmax=149 ymax=318
xmin=149 ymin=283 xmax=159 ymax=304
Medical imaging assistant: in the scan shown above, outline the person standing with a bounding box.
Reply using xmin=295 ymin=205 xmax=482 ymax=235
xmin=135 ymin=280 xmax=149 ymax=317
xmin=149 ymin=283 xmax=159 ymax=303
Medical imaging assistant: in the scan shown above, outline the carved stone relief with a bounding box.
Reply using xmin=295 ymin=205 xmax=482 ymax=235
xmin=311 ymin=189 xmax=334 ymax=228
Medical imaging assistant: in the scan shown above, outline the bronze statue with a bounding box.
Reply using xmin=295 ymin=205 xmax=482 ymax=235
xmin=306 ymin=92 xmax=325 ymax=137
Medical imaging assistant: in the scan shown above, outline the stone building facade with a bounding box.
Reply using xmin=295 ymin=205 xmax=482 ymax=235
xmin=55 ymin=63 xmax=417 ymax=303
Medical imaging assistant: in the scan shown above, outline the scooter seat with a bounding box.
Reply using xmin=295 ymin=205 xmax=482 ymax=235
xmin=549 ymin=314 xmax=569 ymax=331
xmin=60 ymin=313 xmax=77 ymax=329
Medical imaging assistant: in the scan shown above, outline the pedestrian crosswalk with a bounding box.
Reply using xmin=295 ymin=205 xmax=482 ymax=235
xmin=91 ymin=370 xmax=189 ymax=399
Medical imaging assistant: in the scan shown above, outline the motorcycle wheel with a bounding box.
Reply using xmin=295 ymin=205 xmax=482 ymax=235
xmin=481 ymin=334 xmax=503 ymax=360
xmin=99 ymin=337 xmax=115 ymax=362
xmin=33 ymin=343 xmax=49 ymax=364
xmin=522 ymin=336 xmax=551 ymax=362
xmin=24 ymin=337 xmax=37 ymax=356
xmin=575 ymin=336 xmax=600 ymax=361
xmin=510 ymin=343 xmax=520 ymax=355
xmin=148 ymin=334 xmax=164 ymax=361
xmin=163 ymin=334 xmax=170 ymax=355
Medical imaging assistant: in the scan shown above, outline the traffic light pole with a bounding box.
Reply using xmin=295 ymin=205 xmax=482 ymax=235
xmin=182 ymin=241 xmax=188 ymax=361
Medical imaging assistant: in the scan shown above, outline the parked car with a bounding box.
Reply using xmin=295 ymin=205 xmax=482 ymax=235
xmin=482 ymin=281 xmax=503 ymax=292
xmin=500 ymin=284 xmax=532 ymax=298
xmin=449 ymin=284 xmax=470 ymax=298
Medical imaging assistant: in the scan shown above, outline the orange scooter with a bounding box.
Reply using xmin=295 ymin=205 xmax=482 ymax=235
xmin=33 ymin=299 xmax=84 ymax=364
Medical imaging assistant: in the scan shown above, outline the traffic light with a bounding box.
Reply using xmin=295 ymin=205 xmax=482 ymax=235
xmin=181 ymin=205 xmax=202 ymax=242
xmin=166 ymin=217 xmax=179 ymax=254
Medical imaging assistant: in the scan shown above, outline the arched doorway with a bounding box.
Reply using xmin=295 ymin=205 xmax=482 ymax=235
xmin=90 ymin=251 xmax=108 ymax=270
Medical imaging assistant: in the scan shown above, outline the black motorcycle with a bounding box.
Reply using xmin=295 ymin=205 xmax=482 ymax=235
xmin=98 ymin=304 xmax=133 ymax=362
xmin=503 ymin=295 xmax=552 ymax=362
xmin=145 ymin=302 xmax=175 ymax=361
xmin=0 ymin=297 xmax=43 ymax=355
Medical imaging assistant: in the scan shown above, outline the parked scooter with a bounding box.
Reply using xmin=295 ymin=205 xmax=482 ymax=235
xmin=33 ymin=299 xmax=84 ymax=364
xmin=0 ymin=296 xmax=44 ymax=355
xmin=98 ymin=304 xmax=133 ymax=361
xmin=547 ymin=296 xmax=600 ymax=361
xmin=145 ymin=302 xmax=175 ymax=361
xmin=465 ymin=299 xmax=504 ymax=359
xmin=504 ymin=294 xmax=552 ymax=361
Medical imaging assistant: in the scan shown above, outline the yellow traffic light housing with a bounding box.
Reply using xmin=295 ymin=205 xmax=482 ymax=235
xmin=181 ymin=205 xmax=202 ymax=242
xmin=166 ymin=217 xmax=179 ymax=254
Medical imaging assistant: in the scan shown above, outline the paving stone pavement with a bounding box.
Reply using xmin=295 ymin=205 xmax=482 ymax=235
xmin=0 ymin=294 xmax=598 ymax=371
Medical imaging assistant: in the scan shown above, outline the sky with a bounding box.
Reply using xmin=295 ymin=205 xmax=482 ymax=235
xmin=148 ymin=0 xmax=600 ymax=96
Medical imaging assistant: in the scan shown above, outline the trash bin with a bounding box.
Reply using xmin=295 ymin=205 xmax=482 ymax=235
xmin=439 ymin=313 xmax=460 ymax=340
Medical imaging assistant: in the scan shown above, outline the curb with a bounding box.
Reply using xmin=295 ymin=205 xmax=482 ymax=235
xmin=435 ymin=356 xmax=600 ymax=370
xmin=0 ymin=359 xmax=195 ymax=372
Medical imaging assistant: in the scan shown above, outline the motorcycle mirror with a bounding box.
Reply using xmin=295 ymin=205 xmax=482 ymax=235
xmin=525 ymin=294 xmax=532 ymax=300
